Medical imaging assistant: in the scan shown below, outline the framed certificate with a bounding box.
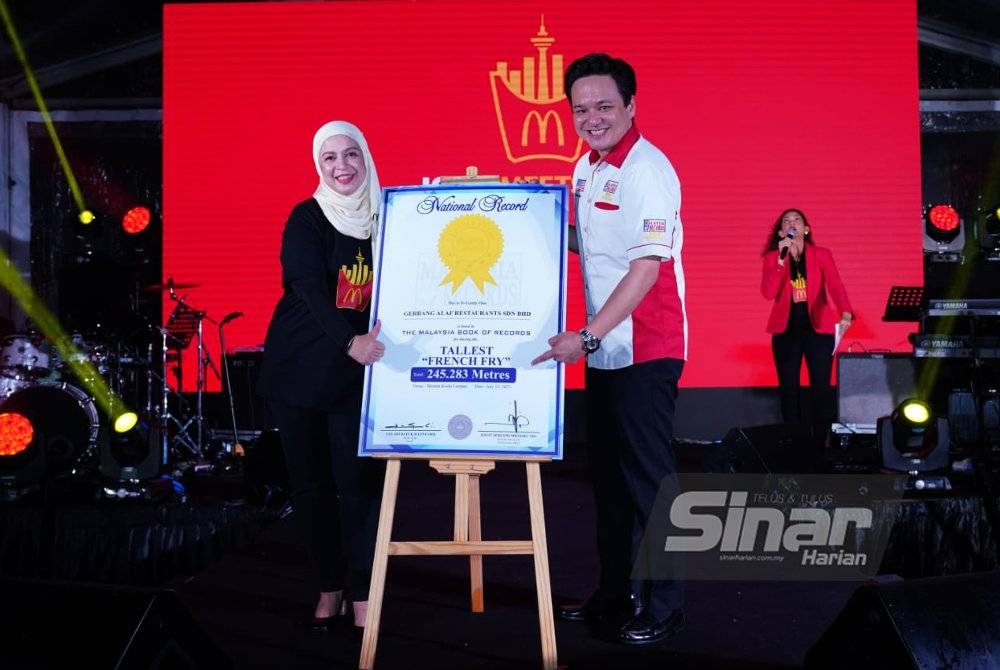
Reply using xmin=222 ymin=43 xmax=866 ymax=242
xmin=359 ymin=183 xmax=568 ymax=458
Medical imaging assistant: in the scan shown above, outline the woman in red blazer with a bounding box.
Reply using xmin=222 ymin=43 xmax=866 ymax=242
xmin=761 ymin=208 xmax=853 ymax=433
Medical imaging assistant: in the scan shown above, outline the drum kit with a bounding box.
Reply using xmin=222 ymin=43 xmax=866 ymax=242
xmin=0 ymin=278 xmax=244 ymax=483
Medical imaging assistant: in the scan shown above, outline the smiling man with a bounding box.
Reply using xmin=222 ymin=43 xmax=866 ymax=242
xmin=533 ymin=53 xmax=687 ymax=646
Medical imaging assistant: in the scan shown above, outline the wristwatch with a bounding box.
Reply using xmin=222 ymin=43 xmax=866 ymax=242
xmin=579 ymin=329 xmax=601 ymax=355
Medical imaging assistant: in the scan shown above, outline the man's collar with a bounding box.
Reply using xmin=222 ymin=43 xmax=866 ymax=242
xmin=587 ymin=123 xmax=641 ymax=167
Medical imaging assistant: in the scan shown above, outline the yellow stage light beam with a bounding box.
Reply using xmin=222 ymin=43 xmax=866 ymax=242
xmin=0 ymin=0 xmax=92 ymax=222
xmin=0 ymin=247 xmax=136 ymax=430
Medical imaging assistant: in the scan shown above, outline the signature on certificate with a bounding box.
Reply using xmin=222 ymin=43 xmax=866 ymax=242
xmin=484 ymin=401 xmax=529 ymax=433
xmin=384 ymin=422 xmax=433 ymax=430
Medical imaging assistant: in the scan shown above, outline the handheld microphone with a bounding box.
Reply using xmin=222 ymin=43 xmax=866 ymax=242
xmin=220 ymin=311 xmax=244 ymax=326
xmin=779 ymin=228 xmax=797 ymax=261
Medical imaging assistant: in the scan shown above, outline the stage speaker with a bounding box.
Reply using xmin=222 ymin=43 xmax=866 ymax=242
xmin=0 ymin=577 xmax=231 ymax=669
xmin=985 ymin=393 xmax=1000 ymax=444
xmin=706 ymin=423 xmax=819 ymax=474
xmin=948 ymin=390 xmax=979 ymax=445
xmin=837 ymin=353 xmax=918 ymax=426
xmin=804 ymin=571 xmax=1000 ymax=669
xmin=222 ymin=349 xmax=268 ymax=432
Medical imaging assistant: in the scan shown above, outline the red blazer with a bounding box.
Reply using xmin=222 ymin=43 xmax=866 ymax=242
xmin=760 ymin=244 xmax=852 ymax=335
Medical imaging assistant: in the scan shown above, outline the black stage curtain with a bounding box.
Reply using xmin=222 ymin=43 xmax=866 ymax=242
xmin=1 ymin=492 xmax=996 ymax=586
xmin=877 ymin=496 xmax=1000 ymax=577
xmin=0 ymin=499 xmax=277 ymax=587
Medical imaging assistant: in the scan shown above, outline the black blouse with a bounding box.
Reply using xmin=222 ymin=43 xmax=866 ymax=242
xmin=257 ymin=198 xmax=374 ymax=411
xmin=787 ymin=251 xmax=811 ymax=330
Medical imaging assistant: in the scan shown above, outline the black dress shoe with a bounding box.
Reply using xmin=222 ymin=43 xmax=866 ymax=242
xmin=558 ymin=592 xmax=640 ymax=623
xmin=618 ymin=609 xmax=685 ymax=645
xmin=557 ymin=600 xmax=591 ymax=622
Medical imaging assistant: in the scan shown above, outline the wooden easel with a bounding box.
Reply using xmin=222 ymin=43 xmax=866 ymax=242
xmin=359 ymin=454 xmax=557 ymax=669
xmin=438 ymin=165 xmax=501 ymax=184
xmin=360 ymin=168 xmax=559 ymax=668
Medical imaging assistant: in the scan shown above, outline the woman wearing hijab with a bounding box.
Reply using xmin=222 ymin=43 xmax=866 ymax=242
xmin=258 ymin=120 xmax=385 ymax=633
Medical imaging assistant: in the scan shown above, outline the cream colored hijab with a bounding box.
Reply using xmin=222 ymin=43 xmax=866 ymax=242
xmin=311 ymin=120 xmax=382 ymax=241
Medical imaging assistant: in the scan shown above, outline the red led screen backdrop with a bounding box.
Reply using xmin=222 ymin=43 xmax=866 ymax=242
xmin=163 ymin=0 xmax=921 ymax=390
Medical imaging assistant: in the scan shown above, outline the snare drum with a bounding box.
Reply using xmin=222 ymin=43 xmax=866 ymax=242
xmin=0 ymin=382 xmax=100 ymax=472
xmin=1 ymin=336 xmax=51 ymax=379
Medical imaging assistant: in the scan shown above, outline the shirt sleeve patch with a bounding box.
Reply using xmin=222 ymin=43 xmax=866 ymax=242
xmin=643 ymin=218 xmax=667 ymax=232
xmin=595 ymin=201 xmax=620 ymax=211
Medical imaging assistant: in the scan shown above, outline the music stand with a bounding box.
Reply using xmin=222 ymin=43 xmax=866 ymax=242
xmin=165 ymin=302 xmax=200 ymax=352
xmin=882 ymin=286 xmax=924 ymax=322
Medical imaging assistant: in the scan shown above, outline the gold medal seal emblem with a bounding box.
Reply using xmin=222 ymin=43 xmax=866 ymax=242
xmin=437 ymin=214 xmax=504 ymax=293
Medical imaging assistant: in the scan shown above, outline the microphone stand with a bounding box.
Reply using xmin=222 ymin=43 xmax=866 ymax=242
xmin=219 ymin=316 xmax=243 ymax=455
xmin=196 ymin=313 xmax=205 ymax=455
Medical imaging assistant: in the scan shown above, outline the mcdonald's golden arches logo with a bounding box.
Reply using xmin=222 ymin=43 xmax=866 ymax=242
xmin=337 ymin=249 xmax=373 ymax=310
xmin=490 ymin=17 xmax=584 ymax=164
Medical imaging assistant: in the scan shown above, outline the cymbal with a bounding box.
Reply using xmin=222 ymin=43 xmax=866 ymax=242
xmin=140 ymin=282 xmax=200 ymax=292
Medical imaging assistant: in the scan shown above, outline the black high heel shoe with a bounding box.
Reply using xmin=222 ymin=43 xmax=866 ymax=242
xmin=307 ymin=599 xmax=350 ymax=634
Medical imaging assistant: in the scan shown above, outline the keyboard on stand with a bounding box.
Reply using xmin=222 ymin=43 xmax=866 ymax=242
xmin=925 ymin=298 xmax=1000 ymax=317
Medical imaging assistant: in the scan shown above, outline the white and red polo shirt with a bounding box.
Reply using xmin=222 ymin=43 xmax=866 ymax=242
xmin=572 ymin=123 xmax=687 ymax=370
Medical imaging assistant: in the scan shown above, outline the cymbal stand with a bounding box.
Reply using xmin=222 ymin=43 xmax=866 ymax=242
xmin=218 ymin=311 xmax=245 ymax=454
xmin=146 ymin=341 xmax=154 ymax=418
xmin=195 ymin=314 xmax=205 ymax=452
xmin=201 ymin=333 xmax=223 ymax=447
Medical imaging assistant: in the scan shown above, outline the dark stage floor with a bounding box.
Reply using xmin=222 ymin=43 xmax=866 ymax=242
xmin=167 ymin=457 xmax=859 ymax=670
xmin=3 ymin=437 xmax=1000 ymax=669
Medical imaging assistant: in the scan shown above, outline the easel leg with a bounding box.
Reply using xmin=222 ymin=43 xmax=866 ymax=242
xmin=454 ymin=472 xmax=469 ymax=542
xmin=360 ymin=458 xmax=401 ymax=670
xmin=469 ymin=474 xmax=484 ymax=612
xmin=526 ymin=462 xmax=558 ymax=670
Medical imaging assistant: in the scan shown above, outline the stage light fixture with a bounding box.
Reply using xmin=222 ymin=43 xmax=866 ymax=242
xmin=122 ymin=206 xmax=151 ymax=234
xmin=0 ymin=411 xmax=45 ymax=491
xmin=877 ymin=398 xmax=950 ymax=485
xmin=0 ymin=385 xmax=97 ymax=479
xmin=923 ymin=204 xmax=965 ymax=257
xmin=0 ymin=412 xmax=34 ymax=456
xmin=980 ymin=204 xmax=1000 ymax=256
xmin=899 ymin=398 xmax=930 ymax=424
xmin=101 ymin=421 xmax=159 ymax=482
xmin=78 ymin=210 xmax=95 ymax=224
xmin=114 ymin=411 xmax=139 ymax=434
